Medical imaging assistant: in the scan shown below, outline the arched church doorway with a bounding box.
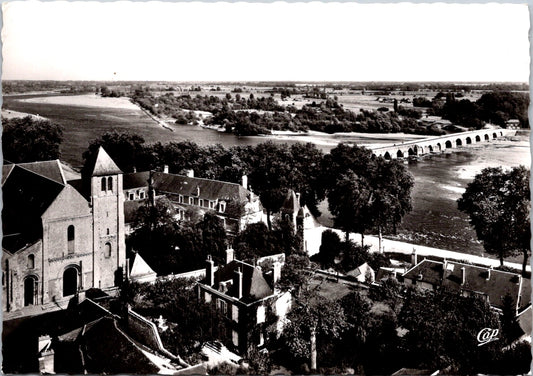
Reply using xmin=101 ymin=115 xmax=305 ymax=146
xmin=63 ymin=267 xmax=78 ymax=297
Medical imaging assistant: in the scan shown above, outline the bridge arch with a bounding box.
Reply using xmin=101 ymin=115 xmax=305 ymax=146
xmin=384 ymin=152 xmax=392 ymax=160
xmin=397 ymin=150 xmax=404 ymax=158
xmin=484 ymin=134 xmax=490 ymax=141
xmin=475 ymin=135 xmax=481 ymax=142
xmin=408 ymin=147 xmax=416 ymax=156
xmin=500 ymin=131 xmax=503 ymax=136
xmin=456 ymin=139 xmax=463 ymax=147
xmin=466 ymin=137 xmax=472 ymax=145
xmin=428 ymin=145 xmax=434 ymax=153
xmin=436 ymin=143 xmax=442 ymax=151
xmin=445 ymin=140 xmax=452 ymax=148
xmin=493 ymin=133 xmax=497 ymax=139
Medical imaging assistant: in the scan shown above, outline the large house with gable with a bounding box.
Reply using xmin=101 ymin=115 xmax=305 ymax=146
xmin=122 ymin=168 xmax=265 ymax=236
xmin=2 ymin=147 xmax=126 ymax=314
xmin=196 ymin=251 xmax=291 ymax=354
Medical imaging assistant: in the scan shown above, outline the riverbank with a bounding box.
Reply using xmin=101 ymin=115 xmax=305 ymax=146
xmin=1 ymin=109 xmax=48 ymax=121
xmin=304 ymin=226 xmax=530 ymax=273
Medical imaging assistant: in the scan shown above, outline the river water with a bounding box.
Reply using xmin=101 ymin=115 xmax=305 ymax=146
xmin=3 ymin=94 xmax=530 ymax=255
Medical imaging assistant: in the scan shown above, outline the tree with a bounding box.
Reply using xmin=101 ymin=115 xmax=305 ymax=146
xmin=2 ymin=116 xmax=63 ymax=163
xmin=277 ymin=253 xmax=311 ymax=296
xmin=128 ymin=198 xmax=182 ymax=275
xmin=327 ymin=170 xmax=373 ymax=244
xmin=196 ymin=212 xmax=227 ymax=265
xmin=316 ymin=229 xmax=342 ymax=268
xmin=280 ymin=289 xmax=349 ymax=371
xmin=458 ymin=166 xmax=530 ymax=274
xmin=398 ymin=288 xmax=501 ymax=373
xmin=82 ymin=131 xmax=146 ymax=177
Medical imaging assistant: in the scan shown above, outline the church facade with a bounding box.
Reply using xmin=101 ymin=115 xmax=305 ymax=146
xmin=2 ymin=147 xmax=126 ymax=313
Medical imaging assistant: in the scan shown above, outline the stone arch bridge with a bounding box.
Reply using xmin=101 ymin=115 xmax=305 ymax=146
xmin=369 ymin=129 xmax=517 ymax=160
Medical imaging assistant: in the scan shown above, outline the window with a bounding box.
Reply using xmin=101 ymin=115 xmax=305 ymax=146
xmin=67 ymin=225 xmax=75 ymax=254
xmin=139 ymin=191 xmax=145 ymax=199
xmin=27 ymin=254 xmax=35 ymax=269
xmin=101 ymin=177 xmax=107 ymax=192
xmin=219 ymin=202 xmax=226 ymax=213
xmin=232 ymin=304 xmax=239 ymax=322
xmin=209 ymin=201 xmax=216 ymax=209
xmin=194 ymin=198 xmax=199 ymax=206
xmin=189 ymin=197 xmax=194 ymax=205
xmin=202 ymin=200 xmax=209 ymax=208
xmin=204 ymin=291 xmax=211 ymax=303
xmin=199 ymin=199 xmax=203 ymax=207
xmin=106 ymin=228 xmax=110 ymax=235
xmin=107 ymin=177 xmax=113 ymax=191
xmin=129 ymin=192 xmax=135 ymax=200
xmin=104 ymin=242 xmax=112 ymax=258
xmin=257 ymin=305 xmax=266 ymax=324
xmin=217 ymin=298 xmax=227 ymax=314
xmin=232 ymin=330 xmax=239 ymax=347
xmin=178 ymin=195 xmax=184 ymax=204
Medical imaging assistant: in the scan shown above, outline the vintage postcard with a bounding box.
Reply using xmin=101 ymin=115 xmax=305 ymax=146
xmin=1 ymin=2 xmax=531 ymax=375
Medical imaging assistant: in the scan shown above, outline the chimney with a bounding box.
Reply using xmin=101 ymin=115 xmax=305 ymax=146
xmin=411 ymin=248 xmax=417 ymax=265
xmin=296 ymin=192 xmax=301 ymax=205
xmin=233 ymin=267 xmax=243 ymax=299
xmin=206 ymin=255 xmax=214 ymax=286
xmin=185 ymin=169 xmax=194 ymax=178
xmin=461 ymin=267 xmax=466 ymax=285
xmin=273 ymin=261 xmax=282 ymax=284
xmin=163 ymin=165 xmax=169 ymax=174
xmin=242 ymin=175 xmax=248 ymax=189
xmin=226 ymin=248 xmax=234 ymax=264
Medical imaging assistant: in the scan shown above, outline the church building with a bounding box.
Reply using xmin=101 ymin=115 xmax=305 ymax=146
xmin=2 ymin=147 xmax=126 ymax=313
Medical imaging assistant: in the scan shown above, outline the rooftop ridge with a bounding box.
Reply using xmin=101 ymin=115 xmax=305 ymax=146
xmin=16 ymin=162 xmax=66 ymax=186
xmin=153 ymin=170 xmax=247 ymax=189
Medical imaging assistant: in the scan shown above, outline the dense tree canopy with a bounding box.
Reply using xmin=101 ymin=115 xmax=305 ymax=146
xmin=458 ymin=166 xmax=530 ymax=274
xmin=3 ymin=116 xmax=63 ymax=163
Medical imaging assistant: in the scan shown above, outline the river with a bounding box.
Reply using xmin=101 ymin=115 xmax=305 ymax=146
xmin=2 ymin=93 xmax=530 ymax=255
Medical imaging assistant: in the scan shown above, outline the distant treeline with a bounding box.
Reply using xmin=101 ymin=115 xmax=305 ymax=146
xmin=413 ymin=91 xmax=529 ymax=128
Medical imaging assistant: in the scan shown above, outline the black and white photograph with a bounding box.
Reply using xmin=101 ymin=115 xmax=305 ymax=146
xmin=1 ymin=1 xmax=531 ymax=374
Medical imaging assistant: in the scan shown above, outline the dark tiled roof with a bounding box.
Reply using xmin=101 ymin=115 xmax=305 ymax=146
xmin=214 ymin=260 xmax=274 ymax=303
xmin=123 ymin=171 xmax=150 ymax=190
xmin=152 ymin=171 xmax=249 ymax=202
xmin=403 ymin=259 xmax=527 ymax=311
xmin=442 ymin=264 xmax=522 ymax=310
xmin=60 ymin=317 xmax=160 ymax=375
xmin=403 ymin=259 xmax=443 ymax=286
xmin=2 ymin=166 xmax=64 ymax=251
xmin=16 ymin=160 xmax=66 ymax=185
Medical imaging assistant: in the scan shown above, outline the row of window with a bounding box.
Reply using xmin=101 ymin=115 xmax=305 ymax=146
xmin=127 ymin=189 xmax=146 ymax=201
xmin=177 ymin=195 xmax=226 ymax=213
xmin=101 ymin=177 xmax=114 ymax=192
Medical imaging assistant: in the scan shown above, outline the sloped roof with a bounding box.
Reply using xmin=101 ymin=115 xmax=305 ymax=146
xmin=403 ymin=259 xmax=443 ymax=286
xmin=346 ymin=262 xmax=373 ymax=278
xmin=281 ymin=189 xmax=299 ymax=214
xmin=2 ymin=165 xmax=65 ymax=251
xmin=123 ymin=171 xmax=150 ymax=190
xmin=214 ymin=260 xmax=274 ymax=303
xmin=2 ymin=164 xmax=15 ymax=185
xmin=90 ymin=147 xmax=123 ymax=176
xmin=130 ymin=253 xmax=157 ymax=280
xmin=16 ymin=159 xmax=66 ymax=185
xmin=152 ymin=171 xmax=249 ymax=202
xmin=403 ymin=259 xmax=528 ymax=311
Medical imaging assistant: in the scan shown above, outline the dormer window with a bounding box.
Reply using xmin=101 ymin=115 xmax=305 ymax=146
xmin=139 ymin=191 xmax=145 ymax=199
xmin=189 ymin=197 xmax=194 ymax=205
xmin=129 ymin=192 xmax=135 ymax=201
xmin=178 ymin=195 xmax=184 ymax=204
xmin=219 ymin=202 xmax=226 ymax=213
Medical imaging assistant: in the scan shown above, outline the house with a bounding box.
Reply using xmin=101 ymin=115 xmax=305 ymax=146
xmin=506 ymin=119 xmax=521 ymax=129
xmin=346 ymin=262 xmax=375 ymax=283
xmin=196 ymin=252 xmax=291 ymax=354
xmin=402 ymin=259 xmax=531 ymax=314
xmin=123 ymin=168 xmax=265 ymax=236
xmin=2 ymin=148 xmax=126 ymax=314
xmin=52 ymin=298 xmax=206 ymax=375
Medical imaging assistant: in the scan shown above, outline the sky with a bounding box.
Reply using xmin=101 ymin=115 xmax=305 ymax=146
xmin=1 ymin=2 xmax=530 ymax=82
